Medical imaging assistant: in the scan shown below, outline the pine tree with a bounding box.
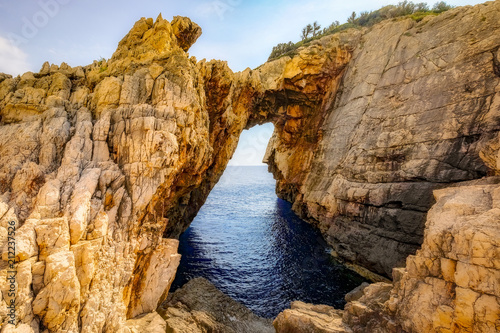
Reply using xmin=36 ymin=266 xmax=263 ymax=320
xmin=301 ymin=27 xmax=308 ymax=40
xmin=347 ymin=12 xmax=357 ymax=24
xmin=312 ymin=21 xmax=321 ymax=37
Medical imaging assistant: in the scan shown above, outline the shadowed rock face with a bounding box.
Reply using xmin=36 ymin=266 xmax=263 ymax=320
xmin=275 ymin=177 xmax=500 ymax=333
xmin=265 ymin=1 xmax=500 ymax=277
xmin=158 ymin=278 xmax=274 ymax=333
xmin=0 ymin=1 xmax=499 ymax=332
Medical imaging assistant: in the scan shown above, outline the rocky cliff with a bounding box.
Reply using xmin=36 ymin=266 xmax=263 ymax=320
xmin=275 ymin=167 xmax=500 ymax=333
xmin=265 ymin=0 xmax=500 ymax=278
xmin=0 ymin=15 xmax=254 ymax=332
xmin=0 ymin=1 xmax=498 ymax=332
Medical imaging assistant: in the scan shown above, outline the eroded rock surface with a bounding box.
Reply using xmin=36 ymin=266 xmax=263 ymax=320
xmin=125 ymin=311 xmax=166 ymax=333
xmin=276 ymin=175 xmax=500 ymax=332
xmin=158 ymin=278 xmax=274 ymax=333
xmin=0 ymin=12 xmax=364 ymax=333
xmin=0 ymin=1 xmax=499 ymax=332
xmin=273 ymin=301 xmax=348 ymax=333
xmin=0 ymin=15 xmax=263 ymax=333
xmin=265 ymin=0 xmax=500 ymax=278
xmin=275 ymin=78 xmax=500 ymax=333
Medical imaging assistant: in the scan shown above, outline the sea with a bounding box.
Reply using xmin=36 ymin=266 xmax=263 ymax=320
xmin=170 ymin=166 xmax=367 ymax=318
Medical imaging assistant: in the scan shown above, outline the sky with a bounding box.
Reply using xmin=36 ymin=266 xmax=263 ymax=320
xmin=0 ymin=0 xmax=487 ymax=165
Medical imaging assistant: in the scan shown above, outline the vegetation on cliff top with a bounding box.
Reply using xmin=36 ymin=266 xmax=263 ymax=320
xmin=268 ymin=1 xmax=454 ymax=61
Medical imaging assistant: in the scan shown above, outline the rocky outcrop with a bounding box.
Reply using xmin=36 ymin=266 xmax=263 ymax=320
xmin=158 ymin=278 xmax=274 ymax=332
xmin=388 ymin=177 xmax=500 ymax=332
xmin=271 ymin=3 xmax=500 ymax=331
xmin=0 ymin=9 xmax=364 ymax=332
xmin=265 ymin=0 xmax=500 ymax=277
xmin=273 ymin=301 xmax=348 ymax=333
xmin=274 ymin=110 xmax=500 ymax=333
xmin=125 ymin=312 xmax=166 ymax=333
xmin=0 ymin=1 xmax=499 ymax=332
xmin=0 ymin=15 xmax=255 ymax=332
xmin=275 ymin=176 xmax=500 ymax=333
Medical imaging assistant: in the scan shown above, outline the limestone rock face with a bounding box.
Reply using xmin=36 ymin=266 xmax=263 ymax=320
xmin=339 ymin=177 xmax=500 ymax=333
xmin=389 ymin=178 xmax=500 ymax=332
xmin=0 ymin=15 xmax=257 ymax=333
xmin=275 ymin=67 xmax=500 ymax=333
xmin=0 ymin=12 xmax=360 ymax=333
xmin=0 ymin=1 xmax=499 ymax=332
xmin=273 ymin=301 xmax=348 ymax=333
xmin=125 ymin=311 xmax=166 ymax=333
xmin=158 ymin=278 xmax=274 ymax=333
xmin=265 ymin=0 xmax=500 ymax=277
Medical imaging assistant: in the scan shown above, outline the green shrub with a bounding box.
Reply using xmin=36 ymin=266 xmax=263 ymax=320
xmin=409 ymin=10 xmax=438 ymax=22
xmin=432 ymin=1 xmax=453 ymax=13
xmin=267 ymin=1 xmax=455 ymax=61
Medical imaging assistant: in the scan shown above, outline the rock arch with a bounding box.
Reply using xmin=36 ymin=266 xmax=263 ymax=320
xmin=0 ymin=15 xmax=354 ymax=331
xmin=0 ymin=3 xmax=499 ymax=331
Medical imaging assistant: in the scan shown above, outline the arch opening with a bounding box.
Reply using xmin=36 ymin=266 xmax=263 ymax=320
xmin=169 ymin=124 xmax=367 ymax=318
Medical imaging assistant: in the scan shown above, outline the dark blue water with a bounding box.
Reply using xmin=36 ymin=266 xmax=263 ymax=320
xmin=171 ymin=166 xmax=366 ymax=318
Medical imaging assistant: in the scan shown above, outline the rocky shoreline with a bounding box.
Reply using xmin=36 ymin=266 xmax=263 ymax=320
xmin=0 ymin=1 xmax=498 ymax=332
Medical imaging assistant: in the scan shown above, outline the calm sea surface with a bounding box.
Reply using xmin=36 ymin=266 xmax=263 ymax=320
xmin=171 ymin=166 xmax=366 ymax=318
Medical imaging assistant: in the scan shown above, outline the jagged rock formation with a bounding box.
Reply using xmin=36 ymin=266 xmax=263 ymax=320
xmin=158 ymin=278 xmax=274 ymax=332
xmin=273 ymin=301 xmax=348 ymax=332
xmin=125 ymin=312 xmax=166 ymax=333
xmin=271 ymin=3 xmax=500 ymax=332
xmin=0 ymin=15 xmax=253 ymax=333
xmin=0 ymin=1 xmax=498 ymax=332
xmin=0 ymin=11 xmax=355 ymax=332
xmin=0 ymin=10 xmax=363 ymax=333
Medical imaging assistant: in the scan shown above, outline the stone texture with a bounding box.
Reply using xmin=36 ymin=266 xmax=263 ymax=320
xmin=125 ymin=311 xmax=166 ymax=333
xmin=265 ymin=0 xmax=500 ymax=277
xmin=158 ymin=277 xmax=274 ymax=333
xmin=323 ymin=176 xmax=500 ymax=333
xmin=389 ymin=177 xmax=500 ymax=333
xmin=0 ymin=16 xmax=239 ymax=333
xmin=273 ymin=301 xmax=348 ymax=333
xmin=0 ymin=2 xmax=498 ymax=332
xmin=275 ymin=53 xmax=500 ymax=331
xmin=0 ymin=13 xmax=354 ymax=332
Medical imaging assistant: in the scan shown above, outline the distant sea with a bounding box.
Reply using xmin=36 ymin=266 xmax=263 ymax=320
xmin=171 ymin=166 xmax=366 ymax=318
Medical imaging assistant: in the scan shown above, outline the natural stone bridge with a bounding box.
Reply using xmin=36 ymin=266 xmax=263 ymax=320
xmin=0 ymin=2 xmax=499 ymax=331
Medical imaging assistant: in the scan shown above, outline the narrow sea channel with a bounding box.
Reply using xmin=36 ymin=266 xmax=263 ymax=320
xmin=171 ymin=166 xmax=366 ymax=318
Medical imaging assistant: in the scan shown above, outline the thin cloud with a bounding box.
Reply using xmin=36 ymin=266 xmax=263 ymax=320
xmin=194 ymin=0 xmax=238 ymax=20
xmin=0 ymin=36 xmax=31 ymax=76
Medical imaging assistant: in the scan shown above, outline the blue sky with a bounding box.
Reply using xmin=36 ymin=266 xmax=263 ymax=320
xmin=0 ymin=0 xmax=486 ymax=165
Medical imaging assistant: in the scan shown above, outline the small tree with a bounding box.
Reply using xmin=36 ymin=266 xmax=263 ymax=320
xmin=325 ymin=20 xmax=340 ymax=33
xmin=268 ymin=41 xmax=296 ymax=60
xmin=357 ymin=11 xmax=371 ymax=26
xmin=347 ymin=11 xmax=357 ymax=24
xmin=432 ymin=1 xmax=453 ymax=13
xmin=312 ymin=21 xmax=321 ymax=37
xmin=306 ymin=24 xmax=313 ymax=38
xmin=300 ymin=24 xmax=314 ymax=40
xmin=301 ymin=27 xmax=308 ymax=40
xmin=397 ymin=0 xmax=416 ymax=15
xmin=415 ymin=2 xmax=429 ymax=12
